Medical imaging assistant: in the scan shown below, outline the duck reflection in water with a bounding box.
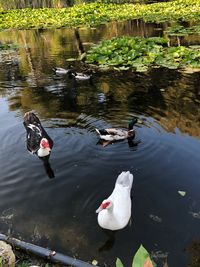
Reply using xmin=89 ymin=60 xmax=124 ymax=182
xmin=39 ymin=155 xmax=55 ymax=179
xmin=98 ymin=229 xmax=116 ymax=252
xmin=23 ymin=111 xmax=55 ymax=179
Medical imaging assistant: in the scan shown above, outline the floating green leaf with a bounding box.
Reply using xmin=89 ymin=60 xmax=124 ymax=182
xmin=132 ymin=245 xmax=152 ymax=267
xmin=116 ymin=258 xmax=124 ymax=267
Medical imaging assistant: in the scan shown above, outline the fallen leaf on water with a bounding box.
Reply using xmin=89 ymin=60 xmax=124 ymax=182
xmin=178 ymin=191 xmax=186 ymax=196
xmin=92 ymin=259 xmax=98 ymax=266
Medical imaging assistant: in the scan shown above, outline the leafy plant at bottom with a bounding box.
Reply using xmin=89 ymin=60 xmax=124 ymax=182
xmin=116 ymin=244 xmax=155 ymax=267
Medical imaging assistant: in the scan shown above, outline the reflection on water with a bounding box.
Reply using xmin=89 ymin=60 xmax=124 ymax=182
xmin=0 ymin=21 xmax=200 ymax=267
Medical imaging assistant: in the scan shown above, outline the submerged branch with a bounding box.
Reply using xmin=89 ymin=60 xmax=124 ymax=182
xmin=0 ymin=233 xmax=97 ymax=267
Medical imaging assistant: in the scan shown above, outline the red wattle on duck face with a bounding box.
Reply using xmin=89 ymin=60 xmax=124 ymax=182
xmin=40 ymin=138 xmax=50 ymax=148
xmin=101 ymin=201 xmax=110 ymax=209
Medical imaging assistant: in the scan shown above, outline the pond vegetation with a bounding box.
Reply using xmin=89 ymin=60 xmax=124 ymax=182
xmin=0 ymin=1 xmax=199 ymax=267
xmin=0 ymin=0 xmax=199 ymax=29
xmin=85 ymin=36 xmax=200 ymax=71
xmin=165 ymin=24 xmax=200 ymax=36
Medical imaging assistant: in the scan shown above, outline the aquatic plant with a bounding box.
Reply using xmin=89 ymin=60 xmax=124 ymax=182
xmin=0 ymin=43 xmax=18 ymax=50
xmin=116 ymin=245 xmax=155 ymax=267
xmin=165 ymin=25 xmax=200 ymax=36
xmin=0 ymin=0 xmax=200 ymax=29
xmin=85 ymin=36 xmax=200 ymax=72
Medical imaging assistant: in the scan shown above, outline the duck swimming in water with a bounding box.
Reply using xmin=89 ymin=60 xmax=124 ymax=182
xmin=68 ymin=70 xmax=92 ymax=81
xmin=96 ymin=171 xmax=133 ymax=231
xmin=23 ymin=112 xmax=53 ymax=158
xmin=95 ymin=117 xmax=138 ymax=145
xmin=53 ymin=67 xmax=70 ymax=75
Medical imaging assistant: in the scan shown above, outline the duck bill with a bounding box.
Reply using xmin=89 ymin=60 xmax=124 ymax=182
xmin=96 ymin=206 xmax=103 ymax=213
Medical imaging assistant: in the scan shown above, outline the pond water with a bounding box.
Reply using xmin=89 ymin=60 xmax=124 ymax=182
xmin=0 ymin=20 xmax=200 ymax=267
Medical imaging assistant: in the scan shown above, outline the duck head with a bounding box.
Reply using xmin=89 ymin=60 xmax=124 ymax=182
xmin=40 ymin=138 xmax=50 ymax=149
xmin=96 ymin=200 xmax=113 ymax=213
xmin=37 ymin=138 xmax=51 ymax=158
xmin=128 ymin=117 xmax=138 ymax=130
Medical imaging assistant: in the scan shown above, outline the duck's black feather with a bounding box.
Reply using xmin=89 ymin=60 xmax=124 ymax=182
xmin=98 ymin=129 xmax=110 ymax=136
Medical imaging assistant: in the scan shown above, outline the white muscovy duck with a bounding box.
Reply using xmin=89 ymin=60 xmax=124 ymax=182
xmin=23 ymin=112 xmax=53 ymax=158
xmin=96 ymin=171 xmax=133 ymax=231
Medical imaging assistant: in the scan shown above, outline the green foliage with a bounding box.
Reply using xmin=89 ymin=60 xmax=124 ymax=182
xmin=165 ymin=25 xmax=200 ymax=36
xmin=116 ymin=258 xmax=124 ymax=267
xmin=132 ymin=245 xmax=154 ymax=267
xmin=116 ymin=245 xmax=155 ymax=267
xmin=0 ymin=0 xmax=200 ymax=29
xmin=0 ymin=43 xmax=18 ymax=50
xmin=85 ymin=36 xmax=200 ymax=72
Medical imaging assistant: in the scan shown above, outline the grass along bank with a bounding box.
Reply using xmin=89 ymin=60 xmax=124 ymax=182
xmin=0 ymin=0 xmax=200 ymax=29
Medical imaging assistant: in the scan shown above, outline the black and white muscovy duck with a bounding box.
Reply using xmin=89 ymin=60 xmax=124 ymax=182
xmin=23 ymin=112 xmax=53 ymax=158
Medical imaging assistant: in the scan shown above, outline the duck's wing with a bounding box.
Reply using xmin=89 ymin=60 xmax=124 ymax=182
xmin=53 ymin=67 xmax=69 ymax=74
xmin=105 ymin=128 xmax=127 ymax=136
xmin=95 ymin=129 xmax=110 ymax=136
xmin=23 ymin=112 xmax=41 ymax=126
xmin=23 ymin=123 xmax=41 ymax=153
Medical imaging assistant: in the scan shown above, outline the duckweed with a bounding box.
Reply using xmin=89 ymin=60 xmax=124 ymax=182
xmin=85 ymin=36 xmax=200 ymax=72
xmin=0 ymin=0 xmax=200 ymax=29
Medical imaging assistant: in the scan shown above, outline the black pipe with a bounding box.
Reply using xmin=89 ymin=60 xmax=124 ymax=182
xmin=0 ymin=234 xmax=98 ymax=267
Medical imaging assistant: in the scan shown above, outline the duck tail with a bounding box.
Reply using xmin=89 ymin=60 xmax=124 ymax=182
xmin=95 ymin=129 xmax=109 ymax=136
xmin=23 ymin=111 xmax=40 ymax=125
xmin=116 ymin=171 xmax=133 ymax=189
xmin=95 ymin=128 xmax=101 ymax=135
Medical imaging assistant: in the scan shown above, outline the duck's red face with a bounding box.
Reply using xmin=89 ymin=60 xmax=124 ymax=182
xmin=40 ymin=138 xmax=50 ymax=149
xmin=101 ymin=201 xmax=111 ymax=209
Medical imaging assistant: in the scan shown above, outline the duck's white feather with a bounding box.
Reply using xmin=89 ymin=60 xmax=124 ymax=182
xmin=95 ymin=128 xmax=129 ymax=141
xmin=53 ymin=67 xmax=69 ymax=74
xmin=37 ymin=147 xmax=51 ymax=157
xmin=96 ymin=171 xmax=133 ymax=230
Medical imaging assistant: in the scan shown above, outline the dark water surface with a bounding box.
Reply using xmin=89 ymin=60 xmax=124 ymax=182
xmin=0 ymin=21 xmax=200 ymax=267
